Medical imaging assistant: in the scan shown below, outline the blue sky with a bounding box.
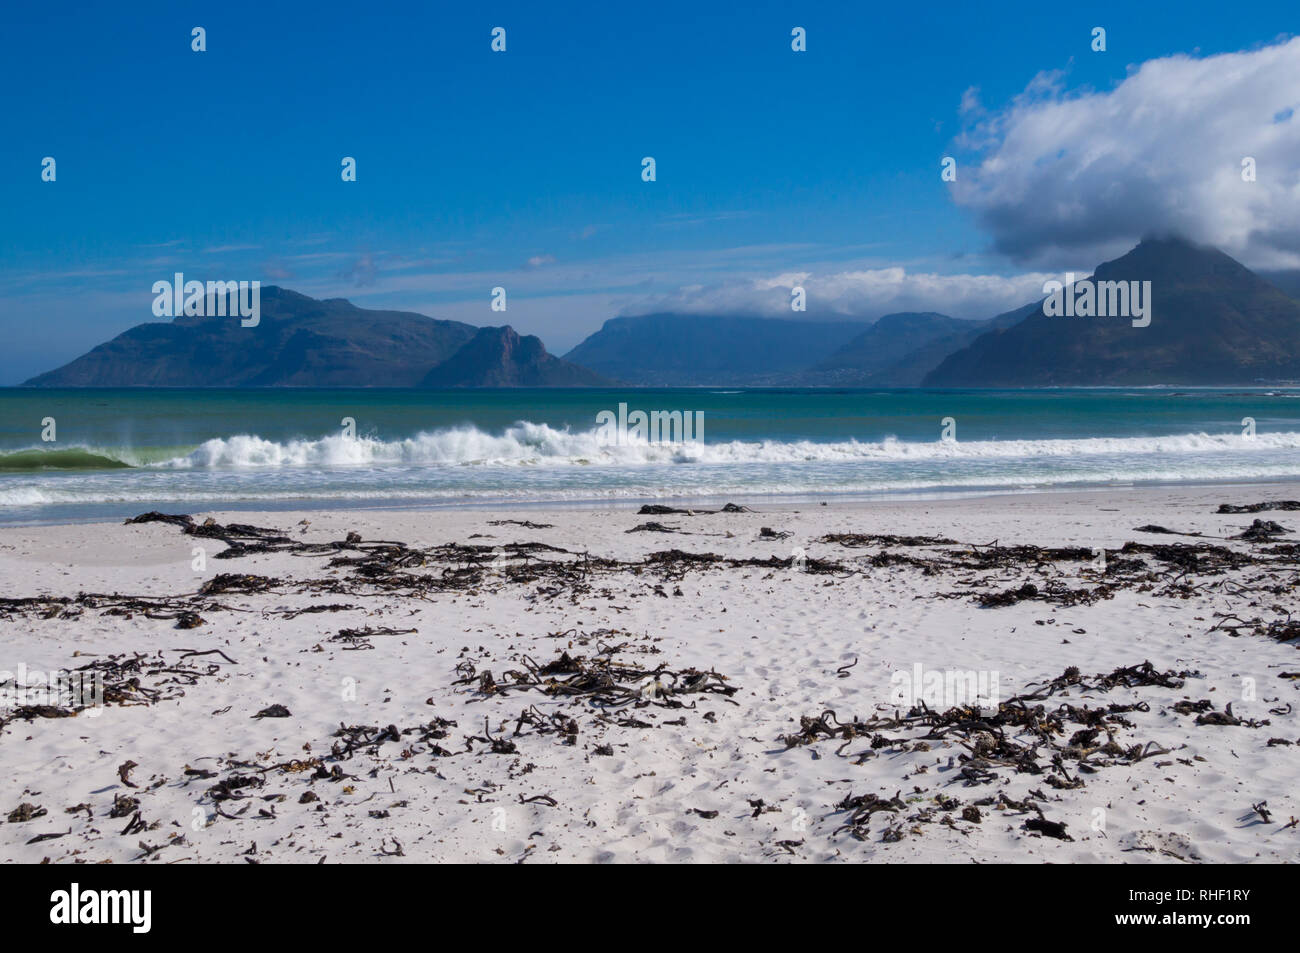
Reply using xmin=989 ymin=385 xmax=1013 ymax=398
xmin=2 ymin=0 xmax=1297 ymax=384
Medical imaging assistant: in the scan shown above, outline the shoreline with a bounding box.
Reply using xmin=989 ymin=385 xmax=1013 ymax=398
xmin=6 ymin=474 xmax=1300 ymax=529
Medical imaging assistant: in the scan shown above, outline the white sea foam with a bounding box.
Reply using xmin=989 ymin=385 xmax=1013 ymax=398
xmin=146 ymin=424 xmax=1300 ymax=469
xmin=4 ymin=424 xmax=1300 ymax=512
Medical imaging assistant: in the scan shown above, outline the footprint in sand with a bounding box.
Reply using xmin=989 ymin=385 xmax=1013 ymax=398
xmin=1117 ymin=830 xmax=1204 ymax=862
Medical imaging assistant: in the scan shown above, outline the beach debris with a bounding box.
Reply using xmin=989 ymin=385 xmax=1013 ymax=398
xmin=26 ymin=829 xmax=70 ymax=845
xmin=9 ymin=506 xmax=1300 ymax=862
xmin=112 ymin=637 xmax=735 ymax=851
xmin=199 ymin=573 xmax=280 ymax=596
xmin=977 ymin=582 xmax=1039 ymax=607
xmin=108 ymin=794 xmax=139 ymax=818
xmin=6 ymin=803 xmax=46 ymax=823
xmin=206 ymin=774 xmax=265 ymax=805
xmin=1233 ymin=519 xmax=1292 ymax=541
xmin=454 ymin=644 xmax=736 ymax=708
xmin=820 ymin=533 xmax=957 ymax=547
xmin=1217 ymin=501 xmax=1300 ymax=513
xmin=253 ymin=704 xmax=292 ymax=719
xmin=125 ymin=512 xmax=301 ymax=559
xmin=41 ymin=511 xmax=1294 ymax=626
xmin=330 ymin=625 xmax=418 ymax=650
xmin=1193 ymin=702 xmax=1269 ymax=728
xmin=123 ymin=511 xmax=194 ymax=529
xmin=1209 ymin=612 xmax=1300 ymax=646
xmin=636 ymin=502 xmax=752 ymax=516
xmin=1024 ymin=817 xmax=1073 ymax=841
xmin=833 ymin=791 xmax=906 ymax=839
xmin=117 ymin=760 xmax=139 ymax=788
xmin=981 ymin=580 xmax=1116 ymax=608
xmin=0 ymin=649 xmax=229 ymax=736
xmin=520 ymin=794 xmax=558 ymax=807
xmin=1133 ymin=524 xmax=1203 ymax=536
xmin=784 ymin=661 xmax=1199 ymax=844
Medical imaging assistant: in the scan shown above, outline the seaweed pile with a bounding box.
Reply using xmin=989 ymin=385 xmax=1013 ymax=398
xmin=0 ymin=649 xmax=231 ymax=733
xmin=4 ymin=501 xmax=1293 ymax=634
xmin=140 ymin=634 xmax=742 ymax=853
xmin=779 ymin=661 xmax=1240 ymax=843
xmin=451 ymin=643 xmax=737 ymax=709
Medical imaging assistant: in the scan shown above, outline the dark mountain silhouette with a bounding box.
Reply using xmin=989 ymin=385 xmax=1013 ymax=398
xmin=562 ymin=313 xmax=867 ymax=385
xmin=923 ymin=238 xmax=1300 ymax=386
xmin=858 ymin=308 xmax=1030 ymax=386
xmin=24 ymin=288 xmax=608 ymax=387
xmin=25 ymin=287 xmax=479 ymax=386
xmin=798 ymin=312 xmax=978 ymax=385
xmin=421 ymin=326 xmax=611 ymax=387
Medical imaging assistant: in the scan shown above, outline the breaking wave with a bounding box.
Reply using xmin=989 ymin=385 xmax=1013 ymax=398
xmin=4 ymin=424 xmax=1300 ymax=471
xmin=151 ymin=425 xmax=1300 ymax=467
xmin=0 ymin=448 xmax=136 ymax=471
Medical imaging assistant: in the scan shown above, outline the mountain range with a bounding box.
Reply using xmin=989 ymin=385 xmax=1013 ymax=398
xmin=24 ymin=238 xmax=1300 ymax=387
xmin=26 ymin=287 xmax=605 ymax=387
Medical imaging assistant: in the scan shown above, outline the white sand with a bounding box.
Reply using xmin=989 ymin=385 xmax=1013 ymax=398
xmin=1 ymin=484 xmax=1298 ymax=863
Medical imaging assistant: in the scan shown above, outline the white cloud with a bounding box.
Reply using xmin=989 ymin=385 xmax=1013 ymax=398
xmin=626 ymin=267 xmax=1056 ymax=321
xmin=952 ymin=37 xmax=1300 ymax=268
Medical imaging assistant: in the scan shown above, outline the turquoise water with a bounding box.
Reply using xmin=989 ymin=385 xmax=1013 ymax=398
xmin=2 ymin=387 xmax=1299 ymax=523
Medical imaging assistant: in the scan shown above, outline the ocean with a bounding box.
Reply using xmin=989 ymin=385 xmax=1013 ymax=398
xmin=2 ymin=387 xmax=1299 ymax=523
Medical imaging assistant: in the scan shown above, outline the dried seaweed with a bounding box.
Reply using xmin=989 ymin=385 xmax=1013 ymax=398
xmin=0 ymin=649 xmax=229 ymax=732
xmin=820 ymin=533 xmax=957 ymax=547
xmin=636 ymin=502 xmax=752 ymax=515
xmin=1217 ymin=501 xmax=1300 ymax=513
xmin=785 ymin=661 xmax=1197 ymax=844
xmin=1233 ymin=518 xmax=1292 ymax=541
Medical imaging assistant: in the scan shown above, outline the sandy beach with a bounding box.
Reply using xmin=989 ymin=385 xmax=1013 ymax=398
xmin=1 ymin=484 xmax=1298 ymax=864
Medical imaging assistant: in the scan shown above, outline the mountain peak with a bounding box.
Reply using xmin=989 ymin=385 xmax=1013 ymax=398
xmin=1094 ymin=235 xmax=1251 ymax=283
xmin=420 ymin=325 xmax=610 ymax=387
xmin=923 ymin=239 xmax=1300 ymax=386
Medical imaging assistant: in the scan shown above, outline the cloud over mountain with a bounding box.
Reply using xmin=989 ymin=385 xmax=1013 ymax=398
xmin=951 ymin=37 xmax=1300 ymax=268
xmin=623 ymin=267 xmax=1055 ymax=322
